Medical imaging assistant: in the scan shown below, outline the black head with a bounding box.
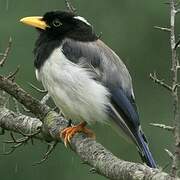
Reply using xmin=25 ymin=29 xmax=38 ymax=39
xmin=21 ymin=11 xmax=98 ymax=42
xmin=20 ymin=11 xmax=98 ymax=69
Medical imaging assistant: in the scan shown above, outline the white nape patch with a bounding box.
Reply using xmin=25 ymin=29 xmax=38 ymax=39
xmin=74 ymin=16 xmax=91 ymax=26
xmin=37 ymin=46 xmax=110 ymax=124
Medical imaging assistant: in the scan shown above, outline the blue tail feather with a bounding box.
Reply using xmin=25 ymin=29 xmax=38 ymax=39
xmin=135 ymin=131 xmax=156 ymax=168
xmin=109 ymin=88 xmax=156 ymax=168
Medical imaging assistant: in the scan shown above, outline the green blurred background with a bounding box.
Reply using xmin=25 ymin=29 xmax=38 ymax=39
xmin=0 ymin=0 xmax=176 ymax=179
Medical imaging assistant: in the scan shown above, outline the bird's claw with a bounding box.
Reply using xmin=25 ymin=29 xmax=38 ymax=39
xmin=60 ymin=121 xmax=95 ymax=147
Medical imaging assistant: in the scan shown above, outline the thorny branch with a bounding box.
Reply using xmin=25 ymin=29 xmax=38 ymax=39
xmin=169 ymin=0 xmax=180 ymax=177
xmin=0 ymin=37 xmax=12 ymax=67
xmin=0 ymin=81 xmax=178 ymax=179
xmin=152 ymin=0 xmax=180 ymax=177
xmin=0 ymin=58 xmax=177 ymax=179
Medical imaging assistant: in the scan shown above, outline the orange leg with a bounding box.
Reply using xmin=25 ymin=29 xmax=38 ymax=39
xmin=60 ymin=121 xmax=95 ymax=147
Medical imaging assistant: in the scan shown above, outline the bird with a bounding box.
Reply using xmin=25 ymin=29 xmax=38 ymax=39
xmin=20 ymin=10 xmax=156 ymax=168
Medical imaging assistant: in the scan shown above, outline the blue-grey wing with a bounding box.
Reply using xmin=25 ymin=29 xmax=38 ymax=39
xmin=62 ymin=38 xmax=140 ymax=135
xmin=62 ymin=38 xmax=156 ymax=168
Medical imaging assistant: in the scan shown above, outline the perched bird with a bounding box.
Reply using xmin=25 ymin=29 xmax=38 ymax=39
xmin=20 ymin=10 xmax=156 ymax=168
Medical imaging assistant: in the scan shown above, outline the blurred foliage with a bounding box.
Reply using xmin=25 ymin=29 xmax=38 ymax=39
xmin=0 ymin=0 xmax=178 ymax=179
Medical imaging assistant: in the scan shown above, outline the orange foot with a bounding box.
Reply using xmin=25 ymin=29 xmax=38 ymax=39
xmin=60 ymin=121 xmax=95 ymax=147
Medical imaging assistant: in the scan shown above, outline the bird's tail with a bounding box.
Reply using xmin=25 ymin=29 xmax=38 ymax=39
xmin=134 ymin=130 xmax=157 ymax=168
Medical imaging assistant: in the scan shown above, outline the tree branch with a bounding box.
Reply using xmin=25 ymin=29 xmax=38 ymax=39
xmin=0 ymin=76 xmax=50 ymax=120
xmin=169 ymin=0 xmax=180 ymax=176
xmin=0 ymin=74 xmax=178 ymax=179
xmin=152 ymin=1 xmax=180 ymax=176
xmin=0 ymin=37 xmax=12 ymax=67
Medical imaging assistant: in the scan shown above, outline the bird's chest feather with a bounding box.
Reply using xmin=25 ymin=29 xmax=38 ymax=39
xmin=36 ymin=47 xmax=110 ymax=123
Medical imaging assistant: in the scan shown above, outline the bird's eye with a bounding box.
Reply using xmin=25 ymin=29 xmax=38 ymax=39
xmin=52 ymin=19 xmax=62 ymax=27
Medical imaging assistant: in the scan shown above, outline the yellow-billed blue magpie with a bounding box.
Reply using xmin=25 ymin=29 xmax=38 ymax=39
xmin=20 ymin=11 xmax=156 ymax=168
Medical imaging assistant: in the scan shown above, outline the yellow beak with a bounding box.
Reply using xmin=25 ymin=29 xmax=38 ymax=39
xmin=20 ymin=16 xmax=49 ymax=30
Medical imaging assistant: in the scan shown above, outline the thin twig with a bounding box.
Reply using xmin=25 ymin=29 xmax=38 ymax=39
xmin=154 ymin=26 xmax=171 ymax=32
xmin=65 ymin=0 xmax=77 ymax=13
xmin=175 ymin=38 xmax=180 ymax=49
xmin=1 ymin=142 xmax=23 ymax=155
xmin=175 ymin=0 xmax=180 ymax=7
xmin=176 ymin=9 xmax=180 ymax=14
xmin=1 ymin=132 xmax=24 ymax=155
xmin=165 ymin=148 xmax=175 ymax=160
xmin=1 ymin=129 xmax=41 ymax=156
xmin=97 ymin=32 xmax=103 ymax=39
xmin=6 ymin=65 xmax=20 ymax=81
xmin=149 ymin=72 xmax=172 ymax=91
xmin=28 ymin=82 xmax=47 ymax=93
xmin=0 ymin=37 xmax=12 ymax=67
xmin=16 ymin=127 xmax=41 ymax=137
xmin=33 ymin=141 xmax=57 ymax=165
xmin=150 ymin=123 xmax=174 ymax=131
xmin=22 ymin=105 xmax=31 ymax=113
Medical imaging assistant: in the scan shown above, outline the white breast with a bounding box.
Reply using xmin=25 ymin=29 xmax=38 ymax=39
xmin=36 ymin=47 xmax=110 ymax=124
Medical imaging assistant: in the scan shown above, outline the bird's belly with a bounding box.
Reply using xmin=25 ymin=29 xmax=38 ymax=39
xmin=36 ymin=48 xmax=110 ymax=123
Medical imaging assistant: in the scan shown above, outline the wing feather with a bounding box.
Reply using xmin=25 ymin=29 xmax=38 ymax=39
xmin=62 ymin=38 xmax=139 ymax=140
xmin=61 ymin=38 xmax=156 ymax=168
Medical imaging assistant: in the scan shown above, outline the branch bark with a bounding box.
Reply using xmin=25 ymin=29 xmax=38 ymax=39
xmin=0 ymin=75 xmax=178 ymax=180
xmin=169 ymin=0 xmax=180 ymax=176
